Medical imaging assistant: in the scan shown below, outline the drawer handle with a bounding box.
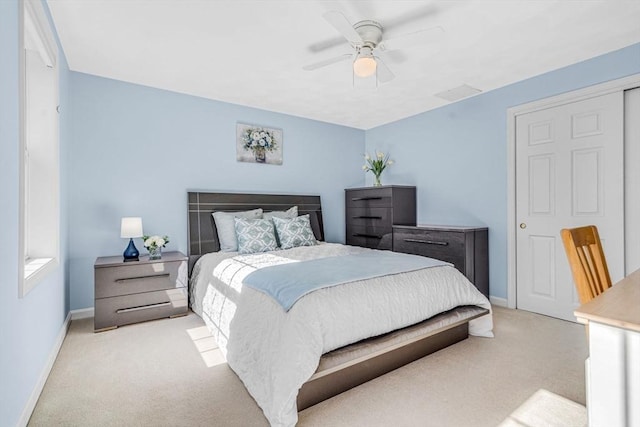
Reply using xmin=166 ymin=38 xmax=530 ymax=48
xmin=116 ymin=301 xmax=171 ymax=314
xmin=115 ymin=273 xmax=170 ymax=283
xmin=353 ymin=233 xmax=382 ymax=239
xmin=351 ymin=197 xmax=383 ymax=201
xmin=404 ymin=238 xmax=449 ymax=246
xmin=353 ymin=216 xmax=383 ymax=219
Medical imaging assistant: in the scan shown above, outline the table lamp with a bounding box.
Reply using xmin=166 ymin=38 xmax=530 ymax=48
xmin=121 ymin=217 xmax=143 ymax=262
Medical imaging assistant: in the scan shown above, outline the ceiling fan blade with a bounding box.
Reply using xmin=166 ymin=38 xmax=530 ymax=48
xmin=323 ymin=10 xmax=363 ymax=46
xmin=375 ymin=57 xmax=395 ymax=83
xmin=308 ymin=36 xmax=349 ymax=53
xmin=378 ymin=26 xmax=444 ymax=51
xmin=377 ymin=49 xmax=407 ymax=64
xmin=303 ymin=54 xmax=352 ymax=71
xmin=381 ymin=5 xmax=439 ymax=33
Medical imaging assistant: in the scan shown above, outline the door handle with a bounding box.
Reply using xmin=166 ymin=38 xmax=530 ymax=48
xmin=519 ymin=223 xmax=527 ymax=229
xmin=404 ymin=238 xmax=448 ymax=246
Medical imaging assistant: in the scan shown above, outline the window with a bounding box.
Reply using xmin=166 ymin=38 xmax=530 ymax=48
xmin=19 ymin=0 xmax=59 ymax=297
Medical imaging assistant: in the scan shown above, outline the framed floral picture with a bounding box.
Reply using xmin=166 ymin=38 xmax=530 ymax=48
xmin=236 ymin=123 xmax=283 ymax=165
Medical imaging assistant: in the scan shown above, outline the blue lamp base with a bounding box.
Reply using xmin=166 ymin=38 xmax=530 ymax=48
xmin=123 ymin=238 xmax=140 ymax=262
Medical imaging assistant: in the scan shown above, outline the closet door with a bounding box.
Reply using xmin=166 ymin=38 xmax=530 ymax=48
xmin=515 ymin=91 xmax=624 ymax=321
xmin=624 ymin=87 xmax=640 ymax=274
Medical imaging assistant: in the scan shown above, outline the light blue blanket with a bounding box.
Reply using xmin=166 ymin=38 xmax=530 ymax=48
xmin=242 ymin=251 xmax=451 ymax=311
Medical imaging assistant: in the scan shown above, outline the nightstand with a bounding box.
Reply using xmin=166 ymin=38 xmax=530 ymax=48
xmin=94 ymin=251 xmax=188 ymax=332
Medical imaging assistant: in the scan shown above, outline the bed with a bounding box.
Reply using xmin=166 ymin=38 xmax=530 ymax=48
xmin=187 ymin=191 xmax=493 ymax=427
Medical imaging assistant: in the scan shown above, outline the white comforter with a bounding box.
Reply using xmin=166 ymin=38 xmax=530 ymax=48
xmin=190 ymin=243 xmax=493 ymax=427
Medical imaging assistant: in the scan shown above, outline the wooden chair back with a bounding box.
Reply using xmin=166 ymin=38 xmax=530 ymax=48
xmin=561 ymin=225 xmax=612 ymax=304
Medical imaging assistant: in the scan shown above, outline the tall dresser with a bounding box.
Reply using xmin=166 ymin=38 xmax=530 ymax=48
xmin=345 ymin=185 xmax=416 ymax=250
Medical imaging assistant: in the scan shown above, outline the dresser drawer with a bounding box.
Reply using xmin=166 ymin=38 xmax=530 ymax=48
xmin=95 ymin=260 xmax=187 ymax=299
xmin=347 ymin=225 xmax=393 ymax=250
xmin=346 ymin=188 xmax=393 ymax=208
xmin=346 ymin=207 xmax=392 ymax=228
xmin=393 ymin=229 xmax=465 ymax=267
xmin=94 ymin=288 xmax=188 ymax=331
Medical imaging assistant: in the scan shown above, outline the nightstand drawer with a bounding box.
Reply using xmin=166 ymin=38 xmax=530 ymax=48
xmin=94 ymin=288 xmax=188 ymax=331
xmin=393 ymin=229 xmax=464 ymax=265
xmin=95 ymin=260 xmax=187 ymax=299
xmin=347 ymin=207 xmax=392 ymax=227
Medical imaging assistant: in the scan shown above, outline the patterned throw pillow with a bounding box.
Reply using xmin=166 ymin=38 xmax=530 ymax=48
xmin=234 ymin=218 xmax=278 ymax=254
xmin=272 ymin=214 xmax=317 ymax=250
xmin=264 ymin=206 xmax=298 ymax=246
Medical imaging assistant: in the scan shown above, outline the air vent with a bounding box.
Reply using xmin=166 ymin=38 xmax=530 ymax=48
xmin=435 ymin=84 xmax=482 ymax=102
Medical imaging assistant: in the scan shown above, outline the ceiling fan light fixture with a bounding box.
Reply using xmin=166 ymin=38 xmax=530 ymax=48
xmin=353 ymin=50 xmax=377 ymax=78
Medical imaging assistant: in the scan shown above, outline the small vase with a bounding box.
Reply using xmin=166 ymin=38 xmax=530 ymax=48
xmin=373 ymin=174 xmax=382 ymax=187
xmin=148 ymin=246 xmax=162 ymax=260
xmin=254 ymin=149 xmax=266 ymax=163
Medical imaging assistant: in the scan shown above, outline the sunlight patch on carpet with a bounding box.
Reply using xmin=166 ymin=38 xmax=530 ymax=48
xmin=498 ymin=389 xmax=587 ymax=427
xmin=186 ymin=325 xmax=226 ymax=368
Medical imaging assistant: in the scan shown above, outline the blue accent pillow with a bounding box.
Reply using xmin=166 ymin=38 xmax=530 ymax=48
xmin=272 ymin=214 xmax=317 ymax=250
xmin=234 ymin=218 xmax=278 ymax=254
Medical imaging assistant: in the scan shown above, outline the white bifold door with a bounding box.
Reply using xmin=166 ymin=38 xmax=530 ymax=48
xmin=515 ymin=91 xmax=624 ymax=321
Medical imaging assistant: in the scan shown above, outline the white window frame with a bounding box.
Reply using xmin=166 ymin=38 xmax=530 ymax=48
xmin=18 ymin=0 xmax=60 ymax=297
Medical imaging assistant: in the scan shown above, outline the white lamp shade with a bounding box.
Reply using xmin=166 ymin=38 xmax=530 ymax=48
xmin=120 ymin=217 xmax=143 ymax=238
xmin=353 ymin=56 xmax=377 ymax=78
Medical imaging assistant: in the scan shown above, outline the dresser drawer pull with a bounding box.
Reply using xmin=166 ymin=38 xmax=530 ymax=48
xmin=353 ymin=233 xmax=382 ymax=239
xmin=351 ymin=196 xmax=383 ymax=201
xmin=116 ymin=301 xmax=171 ymax=314
xmin=404 ymin=238 xmax=449 ymax=246
xmin=353 ymin=216 xmax=383 ymax=219
xmin=115 ymin=273 xmax=170 ymax=283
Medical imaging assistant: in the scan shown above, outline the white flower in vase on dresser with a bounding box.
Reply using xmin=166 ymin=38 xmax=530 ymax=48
xmin=363 ymin=151 xmax=393 ymax=186
xmin=143 ymin=234 xmax=169 ymax=260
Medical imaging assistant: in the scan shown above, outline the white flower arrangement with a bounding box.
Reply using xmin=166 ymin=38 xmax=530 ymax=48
xmin=143 ymin=235 xmax=169 ymax=250
xmin=242 ymin=127 xmax=278 ymax=154
xmin=363 ymin=151 xmax=393 ymax=186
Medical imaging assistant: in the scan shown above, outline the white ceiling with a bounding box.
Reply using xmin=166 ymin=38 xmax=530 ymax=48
xmin=47 ymin=0 xmax=640 ymax=130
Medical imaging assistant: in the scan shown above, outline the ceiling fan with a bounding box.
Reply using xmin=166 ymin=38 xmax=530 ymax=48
xmin=304 ymin=11 xmax=444 ymax=84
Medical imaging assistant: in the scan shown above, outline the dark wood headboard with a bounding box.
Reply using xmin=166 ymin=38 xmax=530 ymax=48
xmin=187 ymin=191 xmax=324 ymax=272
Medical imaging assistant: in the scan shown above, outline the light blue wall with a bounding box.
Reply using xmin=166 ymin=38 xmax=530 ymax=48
xmin=67 ymin=73 xmax=364 ymax=310
xmin=0 ymin=1 xmax=70 ymax=425
xmin=366 ymin=43 xmax=640 ymax=300
xmin=2 ymin=3 xmax=637 ymax=420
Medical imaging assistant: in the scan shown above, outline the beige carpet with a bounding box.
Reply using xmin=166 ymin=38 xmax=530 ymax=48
xmin=498 ymin=389 xmax=587 ymax=427
xmin=29 ymin=306 xmax=588 ymax=426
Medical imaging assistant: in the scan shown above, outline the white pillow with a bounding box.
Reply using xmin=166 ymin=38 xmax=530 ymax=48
xmin=263 ymin=206 xmax=298 ymax=220
xmin=212 ymin=208 xmax=263 ymax=252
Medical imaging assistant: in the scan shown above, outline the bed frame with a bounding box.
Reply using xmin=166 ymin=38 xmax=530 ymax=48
xmin=187 ymin=191 xmax=489 ymax=411
xmin=187 ymin=191 xmax=324 ymax=273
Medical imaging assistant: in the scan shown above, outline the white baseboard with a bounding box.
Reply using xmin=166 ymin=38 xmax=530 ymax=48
xmin=70 ymin=307 xmax=94 ymax=320
xmin=490 ymin=296 xmax=508 ymax=307
xmin=18 ymin=311 xmax=72 ymax=427
xmin=18 ymin=308 xmax=94 ymax=426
